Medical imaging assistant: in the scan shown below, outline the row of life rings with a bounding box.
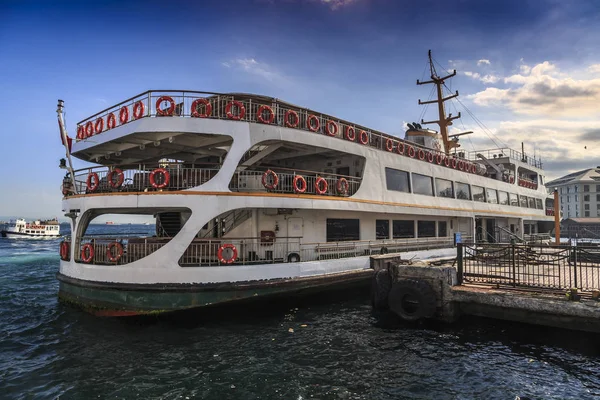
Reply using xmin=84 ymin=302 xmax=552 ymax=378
xmin=77 ymin=101 xmax=145 ymax=139
xmin=79 ymin=242 xmax=124 ymax=263
xmin=262 ymin=169 xmax=349 ymax=195
xmin=86 ymin=168 xmax=170 ymax=191
xmin=519 ymin=179 xmax=538 ymax=189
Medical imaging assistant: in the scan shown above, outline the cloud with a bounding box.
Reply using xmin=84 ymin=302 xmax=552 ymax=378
xmin=588 ymin=64 xmax=600 ymax=74
xmin=477 ymin=59 xmax=491 ymax=66
xmin=317 ymin=0 xmax=357 ymax=10
xmin=464 ymin=71 xmax=500 ymax=84
xmin=221 ymin=58 xmax=285 ymax=82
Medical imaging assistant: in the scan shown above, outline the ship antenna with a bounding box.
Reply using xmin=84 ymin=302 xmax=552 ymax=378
xmin=417 ymin=50 xmax=461 ymax=154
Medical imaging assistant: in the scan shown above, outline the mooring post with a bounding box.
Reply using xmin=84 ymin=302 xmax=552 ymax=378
xmin=456 ymin=242 xmax=463 ymax=285
xmin=573 ymin=245 xmax=578 ymax=289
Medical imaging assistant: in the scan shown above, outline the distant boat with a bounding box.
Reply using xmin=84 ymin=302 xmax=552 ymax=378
xmin=105 ymin=222 xmax=120 ymax=225
xmin=1 ymin=218 xmax=61 ymax=238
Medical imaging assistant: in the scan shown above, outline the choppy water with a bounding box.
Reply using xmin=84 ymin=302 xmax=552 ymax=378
xmin=1 ymin=224 xmax=600 ymax=399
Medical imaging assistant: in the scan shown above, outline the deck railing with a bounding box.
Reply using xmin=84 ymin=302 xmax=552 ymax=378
xmin=466 ymin=148 xmax=543 ymax=169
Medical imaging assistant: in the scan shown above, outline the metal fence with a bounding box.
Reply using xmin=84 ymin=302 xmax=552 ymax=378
xmin=457 ymin=243 xmax=600 ymax=291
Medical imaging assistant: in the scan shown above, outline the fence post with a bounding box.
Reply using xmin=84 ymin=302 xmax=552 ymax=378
xmin=456 ymin=243 xmax=463 ymax=285
xmin=573 ymin=245 xmax=578 ymax=289
xmin=511 ymin=243 xmax=516 ymax=287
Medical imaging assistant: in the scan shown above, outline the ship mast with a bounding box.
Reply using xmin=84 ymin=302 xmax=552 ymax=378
xmin=417 ymin=50 xmax=461 ymax=154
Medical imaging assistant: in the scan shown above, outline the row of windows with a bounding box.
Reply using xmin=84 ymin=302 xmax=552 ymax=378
xmin=326 ymin=219 xmax=448 ymax=242
xmin=385 ymin=168 xmax=545 ymax=210
xmin=562 ymin=194 xmax=600 ymax=203
xmin=560 ymin=185 xmax=600 ymax=194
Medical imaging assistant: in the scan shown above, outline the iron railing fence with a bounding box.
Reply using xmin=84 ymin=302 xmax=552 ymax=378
xmin=466 ymin=147 xmax=543 ymax=169
xmin=61 ymin=235 xmax=466 ymax=267
xmin=457 ymin=243 xmax=600 ymax=291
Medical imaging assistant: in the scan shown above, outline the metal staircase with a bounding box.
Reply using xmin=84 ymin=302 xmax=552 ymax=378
xmin=200 ymin=209 xmax=252 ymax=238
xmin=156 ymin=212 xmax=182 ymax=237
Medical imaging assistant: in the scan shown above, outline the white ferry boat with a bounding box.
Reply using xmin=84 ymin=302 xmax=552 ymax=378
xmin=1 ymin=218 xmax=61 ymax=238
xmin=55 ymin=53 xmax=555 ymax=316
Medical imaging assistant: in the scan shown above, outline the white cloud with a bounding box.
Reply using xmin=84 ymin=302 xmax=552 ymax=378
xmin=318 ymin=0 xmax=357 ymax=10
xmin=477 ymin=59 xmax=491 ymax=66
xmin=464 ymin=71 xmax=499 ymax=84
xmin=588 ymin=64 xmax=600 ymax=74
xmin=221 ymin=62 xmax=231 ymax=68
xmin=221 ymin=58 xmax=285 ymax=82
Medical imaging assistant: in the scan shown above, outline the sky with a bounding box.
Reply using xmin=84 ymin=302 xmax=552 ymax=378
xmin=0 ymin=0 xmax=599 ymax=221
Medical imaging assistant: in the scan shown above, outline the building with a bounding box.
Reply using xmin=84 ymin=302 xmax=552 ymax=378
xmin=561 ymin=218 xmax=600 ymax=239
xmin=546 ymin=167 xmax=600 ymax=219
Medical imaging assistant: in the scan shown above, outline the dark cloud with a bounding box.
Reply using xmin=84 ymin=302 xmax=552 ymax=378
xmin=579 ymin=129 xmax=600 ymax=142
xmin=517 ymin=82 xmax=597 ymax=105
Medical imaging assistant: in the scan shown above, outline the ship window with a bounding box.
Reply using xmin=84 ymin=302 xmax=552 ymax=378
xmin=499 ymin=191 xmax=509 ymax=206
xmin=528 ymin=197 xmax=536 ymax=209
xmin=438 ymin=221 xmax=447 ymax=237
xmin=435 ymin=178 xmax=454 ymax=198
xmin=385 ymin=168 xmax=410 ymax=193
xmin=412 ymin=173 xmax=433 ymax=196
xmin=393 ymin=220 xmax=414 ymax=238
xmin=417 ymin=221 xmax=436 ymax=238
xmin=520 ymin=195 xmax=528 ymax=207
xmin=486 ymin=189 xmax=498 ymax=204
xmin=456 ymin=182 xmax=471 ymax=200
xmin=326 ymin=219 xmax=359 ymax=242
xmin=376 ymin=220 xmax=389 ymax=240
xmin=536 ymin=199 xmax=543 ymax=209
xmin=472 ymin=185 xmax=486 ymax=202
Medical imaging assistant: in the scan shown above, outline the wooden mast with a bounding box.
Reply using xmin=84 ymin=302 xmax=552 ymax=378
xmin=417 ymin=50 xmax=461 ymax=154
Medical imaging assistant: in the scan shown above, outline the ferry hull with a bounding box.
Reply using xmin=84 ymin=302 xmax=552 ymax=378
xmin=56 ymin=269 xmax=373 ymax=317
xmin=1 ymin=231 xmax=60 ymax=239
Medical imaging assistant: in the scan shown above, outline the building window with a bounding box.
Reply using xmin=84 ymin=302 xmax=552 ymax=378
xmin=584 ymin=195 xmax=590 ymax=201
xmin=435 ymin=178 xmax=454 ymax=198
xmin=585 ymin=204 xmax=590 ymax=210
xmin=472 ymin=185 xmax=486 ymax=202
xmin=417 ymin=221 xmax=436 ymax=237
xmin=498 ymin=191 xmax=509 ymax=205
xmin=560 ymin=187 xmax=563 ymax=194
xmin=438 ymin=221 xmax=447 ymax=237
xmin=412 ymin=173 xmax=434 ymax=196
xmin=584 ymin=185 xmax=589 ymax=192
xmin=575 ymin=186 xmax=578 ymax=192
xmin=597 ymin=185 xmax=600 ymax=192
xmin=393 ymin=220 xmax=414 ymax=238
xmin=597 ymin=204 xmax=600 ymax=209
xmin=326 ymin=219 xmax=359 ymax=242
xmin=520 ymin=195 xmax=528 ymax=208
xmin=536 ymin=198 xmax=543 ymax=209
xmin=509 ymin=193 xmax=519 ymax=206
xmin=597 ymin=194 xmax=600 ymax=202
xmin=585 ymin=211 xmax=590 ymax=217
xmin=486 ymin=189 xmax=498 ymax=204
xmin=456 ymin=182 xmax=471 ymax=200
xmin=376 ymin=219 xmax=389 ymax=240
xmin=385 ymin=168 xmax=410 ymax=193
xmin=575 ymin=195 xmax=578 ymax=202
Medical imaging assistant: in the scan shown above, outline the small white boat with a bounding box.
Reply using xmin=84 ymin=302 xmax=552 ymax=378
xmin=1 ymin=218 xmax=61 ymax=238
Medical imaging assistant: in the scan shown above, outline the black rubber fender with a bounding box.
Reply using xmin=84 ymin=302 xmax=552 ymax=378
xmin=371 ymin=269 xmax=393 ymax=311
xmin=287 ymin=252 xmax=300 ymax=263
xmin=388 ymin=279 xmax=437 ymax=321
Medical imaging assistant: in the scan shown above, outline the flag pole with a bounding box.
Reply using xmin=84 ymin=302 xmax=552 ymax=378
xmin=56 ymin=99 xmax=77 ymax=195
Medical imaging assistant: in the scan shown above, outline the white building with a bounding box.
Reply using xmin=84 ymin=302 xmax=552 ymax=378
xmin=546 ymin=167 xmax=600 ymax=219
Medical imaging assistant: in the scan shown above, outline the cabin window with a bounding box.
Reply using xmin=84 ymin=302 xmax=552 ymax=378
xmin=520 ymin=195 xmax=528 ymax=208
xmin=472 ymin=185 xmax=486 ymax=202
xmin=438 ymin=221 xmax=447 ymax=237
xmin=385 ymin=168 xmax=410 ymax=193
xmin=528 ymin=197 xmax=536 ymax=209
xmin=499 ymin=191 xmax=509 ymax=206
xmin=486 ymin=189 xmax=498 ymax=204
xmin=412 ymin=173 xmax=433 ymax=196
xmin=456 ymin=182 xmax=471 ymax=200
xmin=536 ymin=199 xmax=543 ymax=210
xmin=435 ymin=178 xmax=454 ymax=198
xmin=417 ymin=221 xmax=436 ymax=238
xmin=326 ymin=219 xmax=359 ymax=242
xmin=376 ymin=220 xmax=390 ymax=240
xmin=393 ymin=220 xmax=414 ymax=238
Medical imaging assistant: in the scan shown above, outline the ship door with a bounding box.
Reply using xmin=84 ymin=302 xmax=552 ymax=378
xmin=475 ymin=218 xmax=483 ymax=242
xmin=486 ymin=219 xmax=496 ymax=243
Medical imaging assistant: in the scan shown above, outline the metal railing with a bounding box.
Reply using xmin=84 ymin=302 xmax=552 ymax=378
xmin=466 ymin=148 xmax=543 ymax=169
xmin=457 ymin=243 xmax=600 ymax=291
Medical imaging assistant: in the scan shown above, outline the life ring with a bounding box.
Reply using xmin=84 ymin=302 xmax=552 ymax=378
xmin=85 ymin=121 xmax=94 ymax=138
xmin=407 ymin=146 xmax=415 ymax=158
xmin=226 ymin=100 xmax=245 ymax=120
xmin=119 ymin=106 xmax=129 ymax=124
xmin=336 ymin=177 xmax=349 ymax=195
xmin=325 ymin=120 xmax=338 ymax=136
xmin=80 ymin=243 xmax=94 ymax=263
xmin=285 ymin=110 xmax=299 ymax=128
xmin=386 ymin=139 xmax=394 ymax=152
xmin=458 ymin=160 xmax=465 ymax=171
xmin=76 ymin=125 xmax=84 ymax=140
xmin=257 ymin=105 xmax=274 ymax=124
xmin=107 ymin=113 xmax=116 ymax=129
xmin=451 ymin=158 xmax=457 ymax=169
xmin=315 ymin=177 xmax=328 ymax=195
xmin=426 ymin=152 xmax=434 ymax=163
xmin=435 ymin=154 xmax=443 ymax=164
xmin=444 ymin=157 xmax=450 ymax=167
xmin=509 ymin=176 xmax=514 ymax=184
xmin=94 ymin=118 xmax=104 ymax=133
xmin=133 ymin=101 xmax=145 ymax=119
xmin=307 ymin=114 xmax=320 ymax=132
xmin=344 ymin=126 xmax=356 ymax=141
xmin=261 ymin=169 xmax=279 ymax=189
xmin=293 ymin=175 xmax=307 ymax=193
xmin=59 ymin=241 xmax=70 ymax=260
xmin=156 ymin=96 xmax=175 ymax=116
xmin=417 ymin=149 xmax=425 ymax=160
xmin=86 ymin=172 xmax=100 ymax=192
xmin=107 ymin=168 xmax=124 ymax=189
xmin=191 ymin=98 xmax=212 ymax=117
xmin=107 ymin=242 xmax=124 ymax=262
xmin=287 ymin=253 xmax=301 ymax=263
xmin=397 ymin=142 xmax=405 ymax=155
xmin=471 ymin=164 xmax=477 ymax=174
xmin=359 ymin=130 xmax=369 ymax=145
xmin=218 ymin=243 xmax=238 ymax=264
xmin=149 ymin=168 xmax=170 ymax=189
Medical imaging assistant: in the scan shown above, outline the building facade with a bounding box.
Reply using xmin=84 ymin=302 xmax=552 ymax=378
xmin=546 ymin=167 xmax=600 ymax=219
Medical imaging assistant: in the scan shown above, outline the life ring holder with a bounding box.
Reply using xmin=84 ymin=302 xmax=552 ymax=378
xmin=81 ymin=243 xmax=94 ymax=264
xmin=325 ymin=120 xmax=338 ymax=136
xmin=344 ymin=126 xmax=356 ymax=141
xmin=293 ymin=175 xmax=307 ymax=193
xmin=218 ymin=243 xmax=238 ymax=264
xmin=107 ymin=168 xmax=124 ymax=189
xmin=262 ymin=169 xmax=279 ymax=190
xmin=257 ymin=105 xmax=275 ymax=124
xmin=226 ymin=100 xmax=246 ymax=120
xmin=149 ymin=168 xmax=170 ymax=189
xmin=156 ymin=96 xmax=175 ymax=116
xmin=133 ymin=101 xmax=145 ymax=120
xmin=359 ymin=130 xmax=369 ymax=145
xmin=86 ymin=172 xmax=100 ymax=192
xmin=385 ymin=139 xmax=394 ymax=152
xmin=107 ymin=242 xmax=124 ymax=263
xmin=307 ymin=114 xmax=320 ymax=132
xmin=336 ymin=177 xmax=349 ymax=195
xmin=191 ymin=98 xmax=212 ymax=117
xmin=315 ymin=177 xmax=328 ymax=195
xmin=285 ymin=110 xmax=299 ymax=128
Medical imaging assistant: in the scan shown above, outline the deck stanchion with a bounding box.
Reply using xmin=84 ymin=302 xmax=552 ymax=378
xmin=456 ymin=243 xmax=463 ymax=285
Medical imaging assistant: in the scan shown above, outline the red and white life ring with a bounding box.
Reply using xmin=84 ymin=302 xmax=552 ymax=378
xmin=293 ymin=175 xmax=307 ymax=193
xmin=218 ymin=243 xmax=238 ymax=264
xmin=156 ymin=96 xmax=175 ymax=116
xmin=471 ymin=164 xmax=477 ymax=174
xmin=359 ymin=130 xmax=369 ymax=145
xmin=149 ymin=168 xmax=170 ymax=189
xmin=397 ymin=142 xmax=405 ymax=155
xmin=262 ymin=169 xmax=279 ymax=190
xmin=85 ymin=121 xmax=94 ymax=138
xmin=119 ymin=106 xmax=129 ymax=124
xmin=451 ymin=158 xmax=457 ymax=169
xmin=435 ymin=154 xmax=443 ymax=164
xmin=458 ymin=160 xmax=465 ymax=171
xmin=417 ymin=149 xmax=425 ymax=160
xmin=386 ymin=139 xmax=394 ymax=152
xmin=86 ymin=172 xmax=100 ymax=192
xmin=107 ymin=113 xmax=116 ymax=129
xmin=257 ymin=105 xmax=275 ymax=124
xmin=444 ymin=157 xmax=450 ymax=167
xmin=336 ymin=177 xmax=349 ymax=195
xmin=344 ymin=126 xmax=356 ymax=141
xmin=407 ymin=146 xmax=415 ymax=158
xmin=325 ymin=120 xmax=338 ymax=136
xmin=226 ymin=101 xmax=246 ymax=120
xmin=107 ymin=242 xmax=124 ymax=262
xmin=426 ymin=152 xmax=434 ymax=163
xmin=80 ymin=243 xmax=94 ymax=263
xmin=107 ymin=168 xmax=124 ymax=189
xmin=307 ymin=114 xmax=320 ymax=132
xmin=191 ymin=98 xmax=212 ymax=118
xmin=315 ymin=177 xmax=328 ymax=195
xmin=77 ymin=125 xmax=85 ymax=140
xmin=509 ymin=176 xmax=514 ymax=184
xmin=133 ymin=101 xmax=145 ymax=119
xmin=59 ymin=241 xmax=70 ymax=261
xmin=94 ymin=118 xmax=104 ymax=134
xmin=285 ymin=110 xmax=299 ymax=128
